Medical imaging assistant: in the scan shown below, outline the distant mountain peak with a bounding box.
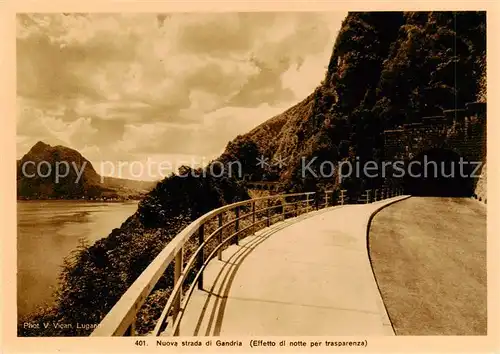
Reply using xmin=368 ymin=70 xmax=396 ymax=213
xmin=29 ymin=140 xmax=51 ymax=153
xmin=17 ymin=142 xmax=157 ymax=200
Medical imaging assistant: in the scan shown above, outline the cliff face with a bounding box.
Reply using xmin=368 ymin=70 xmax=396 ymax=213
xmin=225 ymin=12 xmax=486 ymax=192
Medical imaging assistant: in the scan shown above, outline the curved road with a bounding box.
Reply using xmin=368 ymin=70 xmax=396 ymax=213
xmin=369 ymin=197 xmax=487 ymax=335
xmin=169 ymin=197 xmax=408 ymax=336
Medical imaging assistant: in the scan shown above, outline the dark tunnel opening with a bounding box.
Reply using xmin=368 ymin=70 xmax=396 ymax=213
xmin=403 ymin=148 xmax=476 ymax=197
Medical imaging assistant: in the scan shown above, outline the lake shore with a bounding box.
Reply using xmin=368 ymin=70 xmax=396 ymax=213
xmin=17 ymin=200 xmax=139 ymax=317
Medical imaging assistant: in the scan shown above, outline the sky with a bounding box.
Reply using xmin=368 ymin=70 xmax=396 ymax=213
xmin=16 ymin=12 xmax=346 ymax=180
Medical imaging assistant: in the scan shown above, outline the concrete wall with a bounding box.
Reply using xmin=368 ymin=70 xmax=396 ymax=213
xmin=383 ymin=102 xmax=486 ymax=163
xmin=383 ymin=102 xmax=486 ymax=198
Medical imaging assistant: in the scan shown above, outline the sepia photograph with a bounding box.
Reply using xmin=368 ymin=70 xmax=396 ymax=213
xmin=3 ymin=3 xmax=497 ymax=352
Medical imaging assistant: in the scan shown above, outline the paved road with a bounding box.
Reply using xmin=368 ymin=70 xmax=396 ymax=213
xmin=369 ymin=197 xmax=487 ymax=335
xmin=170 ymin=196 xmax=408 ymax=336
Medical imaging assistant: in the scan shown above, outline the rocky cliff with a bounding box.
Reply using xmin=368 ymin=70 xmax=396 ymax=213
xmin=225 ymin=12 xmax=486 ymax=193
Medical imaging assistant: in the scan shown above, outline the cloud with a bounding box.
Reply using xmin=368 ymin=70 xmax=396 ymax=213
xmin=16 ymin=99 xmax=99 ymax=157
xmin=16 ymin=12 xmax=346 ymax=177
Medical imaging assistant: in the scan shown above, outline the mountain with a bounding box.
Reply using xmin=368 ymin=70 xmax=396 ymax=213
xmin=17 ymin=141 xmax=157 ymax=200
xmin=222 ymin=11 xmax=486 ymax=193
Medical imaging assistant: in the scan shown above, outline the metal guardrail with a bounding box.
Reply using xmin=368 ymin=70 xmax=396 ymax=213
xmin=91 ymin=191 xmax=336 ymax=337
xmin=91 ymin=187 xmax=403 ymax=337
xmin=357 ymin=187 xmax=404 ymax=204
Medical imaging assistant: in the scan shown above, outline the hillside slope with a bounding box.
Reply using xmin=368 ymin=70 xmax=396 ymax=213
xmin=225 ymin=12 xmax=486 ymax=194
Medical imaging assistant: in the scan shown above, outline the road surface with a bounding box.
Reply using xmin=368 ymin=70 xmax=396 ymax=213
xmin=369 ymin=197 xmax=487 ymax=335
xmin=169 ymin=197 xmax=408 ymax=336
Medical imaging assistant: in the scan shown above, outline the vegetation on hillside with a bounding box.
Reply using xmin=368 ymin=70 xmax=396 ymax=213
xmin=19 ymin=161 xmax=250 ymax=336
xmin=236 ymin=12 xmax=486 ymax=196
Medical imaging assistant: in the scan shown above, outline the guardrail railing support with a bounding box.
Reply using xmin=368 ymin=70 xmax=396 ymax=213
xmin=124 ymin=321 xmax=135 ymax=336
xmin=374 ymin=189 xmax=378 ymax=202
xmin=266 ymin=200 xmax=271 ymax=227
xmin=252 ymin=201 xmax=256 ymax=230
xmin=173 ymin=247 xmax=183 ymax=328
xmin=340 ymin=190 xmax=346 ymax=205
xmin=366 ymin=189 xmax=371 ymax=204
xmin=217 ymin=214 xmax=223 ymax=261
xmin=234 ymin=206 xmax=240 ymax=245
xmin=197 ymin=225 xmax=204 ymax=290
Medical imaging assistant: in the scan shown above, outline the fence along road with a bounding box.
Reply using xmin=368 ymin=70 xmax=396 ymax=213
xmin=91 ymin=188 xmax=407 ymax=336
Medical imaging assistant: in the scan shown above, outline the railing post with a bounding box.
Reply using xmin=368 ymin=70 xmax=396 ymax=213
xmin=234 ymin=206 xmax=240 ymax=245
xmin=173 ymin=247 xmax=183 ymax=328
xmin=305 ymin=194 xmax=310 ymax=213
xmin=366 ymin=189 xmax=371 ymax=204
xmin=266 ymin=199 xmax=271 ymax=227
xmin=252 ymin=201 xmax=256 ymax=226
xmin=217 ymin=214 xmax=223 ymax=261
xmin=124 ymin=321 xmax=136 ymax=336
xmin=281 ymin=197 xmax=286 ymax=221
xmin=315 ymin=193 xmax=319 ymax=210
xmin=340 ymin=190 xmax=346 ymax=205
xmin=197 ymin=225 xmax=204 ymax=290
xmin=374 ymin=189 xmax=378 ymax=202
xmin=325 ymin=192 xmax=329 ymax=208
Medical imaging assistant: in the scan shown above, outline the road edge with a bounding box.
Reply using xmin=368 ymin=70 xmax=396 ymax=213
xmin=365 ymin=195 xmax=412 ymax=336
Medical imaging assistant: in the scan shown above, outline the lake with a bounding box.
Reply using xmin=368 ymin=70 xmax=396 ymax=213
xmin=17 ymin=200 xmax=139 ymax=317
